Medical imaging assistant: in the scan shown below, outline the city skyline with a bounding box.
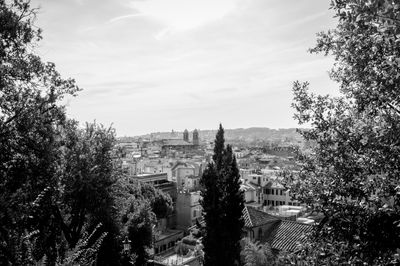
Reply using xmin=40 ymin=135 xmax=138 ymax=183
xmin=32 ymin=0 xmax=339 ymax=136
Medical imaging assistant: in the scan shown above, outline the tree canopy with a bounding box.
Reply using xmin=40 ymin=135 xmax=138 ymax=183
xmin=286 ymin=0 xmax=400 ymax=264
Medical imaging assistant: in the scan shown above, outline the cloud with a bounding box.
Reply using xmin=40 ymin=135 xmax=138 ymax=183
xmin=34 ymin=0 xmax=339 ymax=136
xmin=108 ymin=13 xmax=143 ymax=24
xmin=129 ymin=0 xmax=239 ymax=31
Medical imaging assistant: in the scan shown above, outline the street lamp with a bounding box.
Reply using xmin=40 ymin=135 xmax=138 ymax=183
xmin=123 ymin=236 xmax=131 ymax=254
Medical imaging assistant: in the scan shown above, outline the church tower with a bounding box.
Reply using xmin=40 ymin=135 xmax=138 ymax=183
xmin=192 ymin=129 xmax=199 ymax=146
xmin=183 ymin=129 xmax=189 ymax=142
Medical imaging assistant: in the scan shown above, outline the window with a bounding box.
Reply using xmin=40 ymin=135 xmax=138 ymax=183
xmin=271 ymin=189 xmax=274 ymax=195
xmin=193 ymin=209 xmax=197 ymax=218
xmin=280 ymin=190 xmax=283 ymax=196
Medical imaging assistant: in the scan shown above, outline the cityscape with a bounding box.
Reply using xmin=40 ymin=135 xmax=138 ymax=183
xmin=1 ymin=0 xmax=400 ymax=266
xmin=115 ymin=126 xmax=311 ymax=265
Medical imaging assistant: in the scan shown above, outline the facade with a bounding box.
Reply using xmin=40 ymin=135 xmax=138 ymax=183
xmin=172 ymin=162 xmax=196 ymax=188
xmin=262 ymin=181 xmax=299 ymax=207
xmin=241 ymin=181 xmax=257 ymax=203
xmin=183 ymin=175 xmax=200 ymax=191
xmin=176 ymin=191 xmax=202 ymax=230
xmin=154 ymin=229 xmax=184 ymax=256
xmin=131 ymin=173 xmax=177 ymax=202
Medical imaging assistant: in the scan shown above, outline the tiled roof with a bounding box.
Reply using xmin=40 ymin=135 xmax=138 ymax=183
xmin=269 ymin=220 xmax=313 ymax=252
xmin=242 ymin=206 xmax=279 ymax=228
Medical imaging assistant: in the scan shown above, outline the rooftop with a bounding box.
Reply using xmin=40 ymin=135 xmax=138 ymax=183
xmin=269 ymin=220 xmax=313 ymax=252
xmin=242 ymin=206 xmax=279 ymax=228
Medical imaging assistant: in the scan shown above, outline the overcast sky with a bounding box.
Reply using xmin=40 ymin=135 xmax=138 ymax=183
xmin=32 ymin=0 xmax=339 ymax=136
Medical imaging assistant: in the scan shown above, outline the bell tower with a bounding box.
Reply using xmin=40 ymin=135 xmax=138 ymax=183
xmin=192 ymin=129 xmax=199 ymax=146
xmin=183 ymin=129 xmax=189 ymax=142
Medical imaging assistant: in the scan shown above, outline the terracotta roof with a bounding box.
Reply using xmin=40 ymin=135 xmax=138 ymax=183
xmin=269 ymin=220 xmax=313 ymax=252
xmin=242 ymin=206 xmax=279 ymax=228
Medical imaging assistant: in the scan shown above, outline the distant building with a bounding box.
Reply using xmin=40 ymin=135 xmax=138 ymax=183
xmin=262 ymin=180 xmax=299 ymax=207
xmin=131 ymin=173 xmax=177 ymax=202
xmin=161 ymin=139 xmax=199 ymax=157
xmin=241 ymin=180 xmax=257 ymax=203
xmin=183 ymin=129 xmax=189 ymax=142
xmin=172 ymin=162 xmax=196 ymax=186
xmin=176 ymin=191 xmax=202 ymax=230
xmin=192 ymin=129 xmax=199 ymax=146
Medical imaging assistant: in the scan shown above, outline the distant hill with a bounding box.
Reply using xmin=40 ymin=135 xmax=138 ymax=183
xmin=199 ymin=127 xmax=302 ymax=143
xmin=119 ymin=127 xmax=304 ymax=144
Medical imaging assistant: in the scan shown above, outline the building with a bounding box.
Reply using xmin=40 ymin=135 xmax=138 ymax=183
xmin=242 ymin=206 xmax=313 ymax=254
xmin=183 ymin=129 xmax=189 ymax=142
xmin=176 ymin=191 xmax=202 ymax=230
xmin=183 ymin=175 xmax=200 ymax=191
xmin=131 ymin=173 xmax=177 ymax=202
xmin=153 ymin=229 xmax=184 ymax=256
xmin=243 ymin=206 xmax=280 ymax=241
xmin=192 ymin=129 xmax=199 ymax=146
xmin=241 ymin=181 xmax=257 ymax=203
xmin=161 ymin=130 xmax=203 ymax=157
xmin=262 ymin=180 xmax=299 ymax=207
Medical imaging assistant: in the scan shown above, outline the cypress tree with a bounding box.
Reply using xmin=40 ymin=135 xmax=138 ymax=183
xmin=200 ymin=163 xmax=222 ymax=265
xmin=221 ymin=145 xmax=245 ymax=265
xmin=200 ymin=124 xmax=244 ymax=266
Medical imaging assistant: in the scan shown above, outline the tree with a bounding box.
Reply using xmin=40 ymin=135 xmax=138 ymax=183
xmin=285 ymin=0 xmax=400 ymax=264
xmin=221 ymin=145 xmax=245 ymax=265
xmin=241 ymin=238 xmax=274 ymax=266
xmin=1 ymin=1 xmax=125 ymax=265
xmin=56 ymin=121 xmax=121 ymax=266
xmin=0 ymin=0 xmax=79 ymax=264
xmin=200 ymin=124 xmax=245 ymax=266
xmin=120 ymin=199 xmax=156 ymax=266
xmin=115 ymin=178 xmax=173 ymax=265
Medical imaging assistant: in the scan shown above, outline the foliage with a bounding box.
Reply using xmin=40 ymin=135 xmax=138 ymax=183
xmin=241 ymin=238 xmax=274 ymax=266
xmin=57 ymin=121 xmax=118 ymax=245
xmin=58 ymin=121 xmax=121 ymax=266
xmin=114 ymin=177 xmax=173 ymax=265
xmin=200 ymin=124 xmax=245 ymax=266
xmin=0 ymin=0 xmax=79 ymax=264
xmin=0 ymin=1 xmax=123 ymax=265
xmin=120 ymin=198 xmax=156 ymax=266
xmin=60 ymin=223 xmax=107 ymax=266
xmin=115 ymin=178 xmax=173 ymax=220
xmin=285 ymin=0 xmax=400 ymax=264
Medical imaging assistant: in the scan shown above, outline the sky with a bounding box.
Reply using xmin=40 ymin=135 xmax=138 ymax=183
xmin=31 ymin=0 xmax=339 ymax=136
